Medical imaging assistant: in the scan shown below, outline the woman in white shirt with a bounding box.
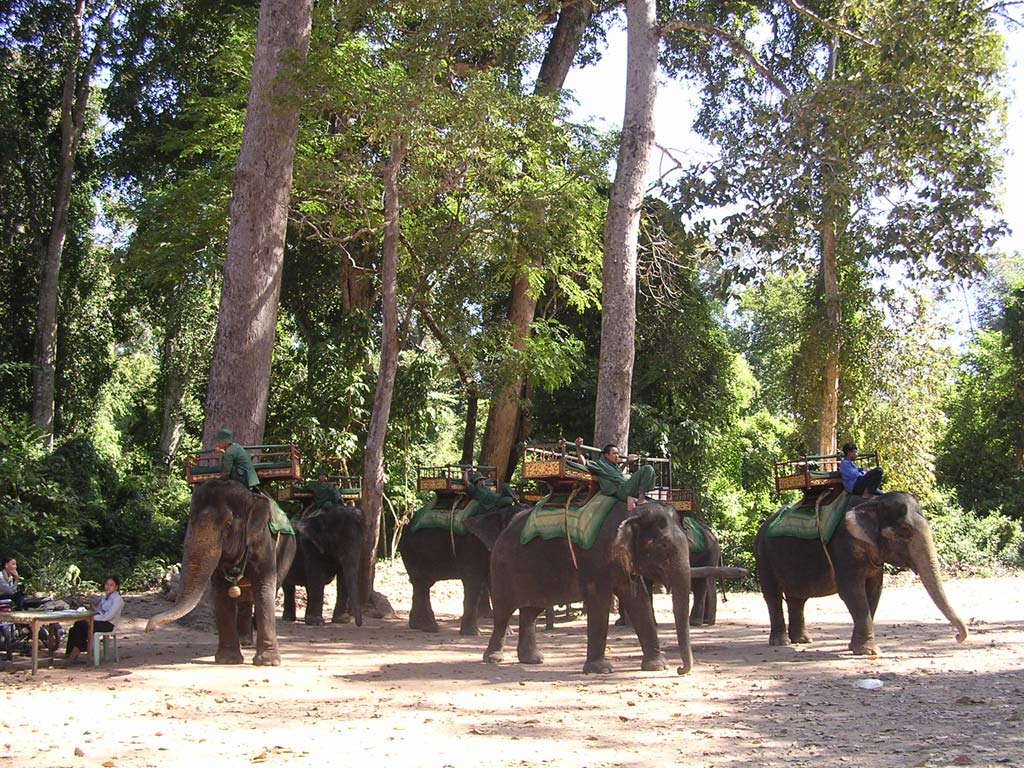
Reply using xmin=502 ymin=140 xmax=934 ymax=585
xmin=66 ymin=576 xmax=124 ymax=663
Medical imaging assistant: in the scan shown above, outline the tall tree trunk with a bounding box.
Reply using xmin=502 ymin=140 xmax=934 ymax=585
xmin=201 ymin=0 xmax=313 ymax=448
xmin=31 ymin=0 xmax=116 ymax=446
xmin=158 ymin=326 xmax=187 ymax=469
xmin=593 ymin=0 xmax=658 ymax=452
xmin=479 ymin=0 xmax=593 ymax=480
xmin=360 ymin=135 xmax=405 ymax=604
xmin=818 ymin=218 xmax=840 ymax=456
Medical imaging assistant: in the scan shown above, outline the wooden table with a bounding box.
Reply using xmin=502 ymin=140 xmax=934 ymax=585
xmin=6 ymin=609 xmax=96 ymax=674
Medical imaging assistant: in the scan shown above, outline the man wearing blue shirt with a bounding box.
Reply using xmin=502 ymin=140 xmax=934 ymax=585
xmin=839 ymin=442 xmax=883 ymax=496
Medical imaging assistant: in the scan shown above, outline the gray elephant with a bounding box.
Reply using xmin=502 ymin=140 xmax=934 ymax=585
xmin=399 ymin=504 xmax=522 ymax=635
xmin=146 ymin=479 xmax=296 ymax=665
xmin=282 ymin=504 xmax=365 ymax=626
xmin=754 ymin=491 xmax=968 ymax=655
xmin=483 ymin=501 xmax=746 ymax=674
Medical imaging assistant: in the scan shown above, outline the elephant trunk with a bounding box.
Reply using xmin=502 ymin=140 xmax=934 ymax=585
xmin=146 ymin=521 xmax=222 ymax=632
xmin=670 ymin=571 xmax=694 ymax=675
xmin=345 ymin=558 xmax=363 ymax=627
xmin=909 ymin=524 xmax=968 ymax=644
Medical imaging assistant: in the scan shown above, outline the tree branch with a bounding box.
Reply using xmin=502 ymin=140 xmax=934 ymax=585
xmin=660 ymin=19 xmax=792 ymax=97
xmin=784 ymin=0 xmax=876 ymax=47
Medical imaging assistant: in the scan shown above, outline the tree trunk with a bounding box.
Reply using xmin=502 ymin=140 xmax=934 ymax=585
xmin=461 ymin=390 xmax=478 ymax=466
xmin=360 ymin=135 xmax=405 ymax=604
xmin=158 ymin=327 xmax=187 ymax=469
xmin=818 ymin=218 xmax=840 ymax=456
xmin=201 ymin=0 xmax=313 ymax=448
xmin=593 ymin=0 xmax=658 ymax=452
xmin=31 ymin=0 xmax=116 ymax=446
xmin=479 ymin=1 xmax=593 ymax=481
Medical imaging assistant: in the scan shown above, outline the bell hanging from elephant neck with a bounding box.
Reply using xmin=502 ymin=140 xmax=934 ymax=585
xmin=227 ymin=584 xmax=242 ymax=599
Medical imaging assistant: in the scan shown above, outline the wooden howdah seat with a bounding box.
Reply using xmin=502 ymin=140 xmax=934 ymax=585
xmin=773 ymin=452 xmax=880 ymax=496
xmin=417 ymin=464 xmax=498 ymax=498
xmin=520 ymin=441 xmax=698 ymax=515
xmin=277 ymin=456 xmax=363 ymax=504
xmin=184 ymin=444 xmax=302 ymax=486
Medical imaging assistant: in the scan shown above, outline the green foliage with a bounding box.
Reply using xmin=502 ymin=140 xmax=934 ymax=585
xmin=925 ymin=491 xmax=1024 ymax=574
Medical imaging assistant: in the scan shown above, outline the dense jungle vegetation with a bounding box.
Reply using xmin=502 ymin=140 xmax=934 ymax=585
xmin=1 ymin=0 xmax=1022 ymax=595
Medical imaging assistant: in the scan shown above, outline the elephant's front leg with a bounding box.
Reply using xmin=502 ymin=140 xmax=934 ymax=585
xmin=237 ymin=600 xmax=255 ymax=647
xmin=582 ymin=585 xmax=614 ymax=674
xmin=332 ymin=575 xmax=352 ymax=624
xmin=211 ymin=579 xmax=244 ymax=664
xmin=252 ymin=575 xmax=282 ymax=666
xmin=303 ymin=575 xmax=327 ymax=626
xmin=837 ymin=578 xmax=878 ymax=656
xmin=618 ymin=583 xmax=666 ymax=671
xmin=408 ymin=581 xmax=440 ymax=632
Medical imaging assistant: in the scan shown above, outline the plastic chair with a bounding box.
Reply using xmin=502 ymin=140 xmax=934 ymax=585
xmin=92 ymin=631 xmax=118 ymax=665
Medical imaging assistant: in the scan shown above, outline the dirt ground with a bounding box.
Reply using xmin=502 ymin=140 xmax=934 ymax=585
xmin=2 ymin=563 xmax=1022 ymax=768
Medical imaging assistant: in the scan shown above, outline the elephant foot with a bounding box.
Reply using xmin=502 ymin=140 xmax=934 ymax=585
xmin=768 ymin=633 xmax=790 ymax=647
xmin=641 ymin=653 xmax=667 ymax=672
xmin=239 ymin=638 xmax=254 ymax=649
xmin=304 ymin=616 xmax=326 ymax=626
xmin=517 ymin=649 xmax=544 ymax=665
xmin=583 ymin=658 xmax=614 ymax=674
xmin=790 ymin=633 xmax=812 ymax=644
xmin=282 ymin=613 xmax=297 ymax=622
xmin=409 ymin=616 xmax=440 ymax=633
xmin=689 ymin=617 xmax=704 ymax=627
xmin=613 ymin=615 xmax=629 ymax=628
xmin=253 ymin=652 xmax=282 ymax=666
xmin=849 ymin=641 xmax=880 ymax=656
xmin=459 ymin=624 xmax=481 ymax=637
xmin=331 ymin=613 xmax=352 ymax=624
xmin=215 ymin=650 xmax=245 ymax=665
xmin=483 ymin=649 xmax=503 ymax=664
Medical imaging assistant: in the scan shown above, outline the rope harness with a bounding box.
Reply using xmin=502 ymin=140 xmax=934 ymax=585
xmin=223 ymin=545 xmax=251 ymax=599
xmin=448 ymin=493 xmax=465 ymax=560
xmin=563 ymin=483 xmax=584 ymax=571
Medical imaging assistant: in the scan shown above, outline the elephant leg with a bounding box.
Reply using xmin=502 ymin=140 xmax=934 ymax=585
xmin=477 ymin=586 xmax=493 ymax=619
xmin=339 ymin=556 xmax=362 ymax=626
xmin=786 ymin=596 xmax=812 ymax=644
xmin=690 ymin=577 xmax=707 ymax=627
xmin=303 ymin=576 xmax=327 ymax=626
xmin=237 ymin=600 xmax=255 ymax=647
xmin=838 ymin=579 xmax=878 ymax=655
xmin=211 ymin=581 xmax=244 ymax=664
xmin=544 ymin=606 xmax=555 ymax=631
xmin=483 ymin=603 xmax=513 ymax=664
xmin=408 ymin=581 xmax=440 ymax=632
xmin=460 ymin=576 xmax=484 ymax=636
xmin=331 ymin=576 xmax=351 ymax=624
xmin=618 ymin=585 xmax=666 ymax=671
xmin=516 ymin=607 xmax=545 ymax=664
xmin=866 ymin=572 xmax=883 ymax=618
xmin=705 ymin=579 xmax=718 ymax=626
xmin=760 ymin=569 xmax=790 ymax=646
xmin=582 ymin=588 xmax=614 ymax=674
xmin=252 ymin=576 xmax=282 ymax=666
xmin=282 ymin=582 xmax=297 ymax=622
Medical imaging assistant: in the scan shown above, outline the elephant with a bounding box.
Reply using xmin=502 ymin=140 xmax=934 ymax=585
xmin=399 ymin=504 xmax=522 ymax=635
xmin=754 ymin=491 xmax=968 ymax=656
xmin=482 ymin=501 xmax=746 ymax=674
xmin=281 ymin=504 xmax=365 ymax=626
xmin=146 ymin=479 xmax=297 ymax=665
xmin=616 ymin=514 xmax=723 ymax=628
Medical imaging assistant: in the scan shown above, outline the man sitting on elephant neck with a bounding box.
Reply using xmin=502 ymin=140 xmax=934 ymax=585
xmin=301 ymin=468 xmax=344 ymax=510
xmin=839 ymin=442 xmax=883 ymax=497
xmin=462 ymin=469 xmax=517 ymax=511
xmin=213 ymin=428 xmax=260 ymax=491
xmin=576 ymin=438 xmax=656 ymax=512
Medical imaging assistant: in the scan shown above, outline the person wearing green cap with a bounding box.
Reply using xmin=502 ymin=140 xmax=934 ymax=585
xmin=576 ymin=437 xmax=654 ymax=512
xmin=214 ymin=428 xmax=260 ymax=490
xmin=461 ymin=468 xmax=516 ymax=511
xmin=300 ymin=468 xmax=343 ymax=510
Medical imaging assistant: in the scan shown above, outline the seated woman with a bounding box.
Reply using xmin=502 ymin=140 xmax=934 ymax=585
xmin=66 ymin=576 xmax=124 ymax=663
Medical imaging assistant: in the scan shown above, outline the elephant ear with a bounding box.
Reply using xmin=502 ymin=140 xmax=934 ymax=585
xmin=245 ymin=493 xmax=272 ymax=545
xmin=293 ymin=516 xmax=329 ymax=555
xmin=463 ymin=506 xmax=520 ymax=551
xmin=845 ymin=501 xmax=880 ymax=547
xmin=610 ymin=516 xmax=640 ymax=577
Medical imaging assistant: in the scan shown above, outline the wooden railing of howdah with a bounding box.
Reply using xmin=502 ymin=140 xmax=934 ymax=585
xmin=773 ymin=452 xmax=879 ymax=494
xmin=416 ymin=464 xmax=498 ymax=494
xmin=184 ymin=444 xmax=302 ymax=485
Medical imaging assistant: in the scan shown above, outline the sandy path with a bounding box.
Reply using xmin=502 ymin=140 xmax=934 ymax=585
xmin=2 ymin=565 xmax=1022 ymax=768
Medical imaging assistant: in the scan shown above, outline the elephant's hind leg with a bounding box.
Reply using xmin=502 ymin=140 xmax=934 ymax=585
xmin=282 ymin=582 xmax=298 ymax=622
xmin=483 ymin=605 xmax=513 ymax=664
xmin=758 ymin=565 xmax=791 ymax=646
xmin=516 ymin=607 xmax=545 ymax=664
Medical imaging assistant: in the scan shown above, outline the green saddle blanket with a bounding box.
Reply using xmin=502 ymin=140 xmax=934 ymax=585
xmin=767 ymin=490 xmax=851 ymax=542
xmin=409 ymin=497 xmax=481 ymax=536
xmin=263 ymin=492 xmax=295 ymax=535
xmin=682 ymin=517 xmax=706 ymax=554
xmin=520 ymin=492 xmax=620 ymax=550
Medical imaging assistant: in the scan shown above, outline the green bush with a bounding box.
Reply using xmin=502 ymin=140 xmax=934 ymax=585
xmin=925 ymin=491 xmax=1024 ymax=575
